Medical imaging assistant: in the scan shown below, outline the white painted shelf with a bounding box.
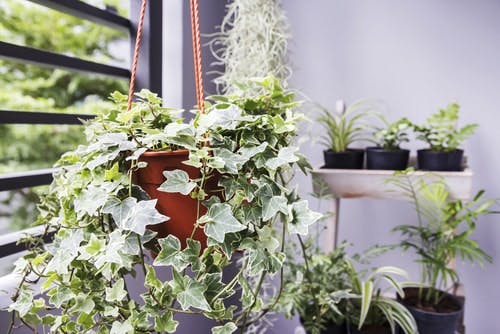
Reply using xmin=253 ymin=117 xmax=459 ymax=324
xmin=312 ymin=168 xmax=473 ymax=200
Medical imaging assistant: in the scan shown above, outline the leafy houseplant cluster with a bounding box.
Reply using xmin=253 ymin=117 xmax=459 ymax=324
xmin=280 ymin=243 xmax=417 ymax=334
xmin=318 ymin=102 xmax=477 ymax=171
xmin=8 ymin=78 xmax=322 ymax=333
xmin=389 ymin=171 xmax=496 ymax=334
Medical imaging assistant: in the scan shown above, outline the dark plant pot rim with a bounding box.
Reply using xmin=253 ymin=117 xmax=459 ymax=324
xmin=417 ymin=148 xmax=464 ymax=154
xmin=399 ymin=287 xmax=463 ymax=316
xmin=324 ymin=148 xmax=365 ymax=153
xmin=366 ymin=146 xmax=410 ymax=152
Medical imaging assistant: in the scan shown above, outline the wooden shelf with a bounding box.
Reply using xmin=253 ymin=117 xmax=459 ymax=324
xmin=312 ymin=167 xmax=473 ymax=200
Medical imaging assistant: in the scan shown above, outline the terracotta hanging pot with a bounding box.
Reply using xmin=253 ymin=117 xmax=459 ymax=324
xmin=135 ymin=149 xmax=218 ymax=248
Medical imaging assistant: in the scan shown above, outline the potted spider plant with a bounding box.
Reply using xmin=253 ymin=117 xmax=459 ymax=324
xmin=415 ymin=103 xmax=477 ymax=171
xmin=8 ymin=78 xmax=323 ymax=334
xmin=366 ymin=118 xmax=412 ymax=170
xmin=280 ymin=242 xmax=417 ymax=334
xmin=318 ymin=100 xmax=377 ymax=169
xmin=388 ymin=172 xmax=496 ymax=334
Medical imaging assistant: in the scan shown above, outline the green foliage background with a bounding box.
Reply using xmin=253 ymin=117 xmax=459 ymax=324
xmin=0 ymin=0 xmax=128 ymax=230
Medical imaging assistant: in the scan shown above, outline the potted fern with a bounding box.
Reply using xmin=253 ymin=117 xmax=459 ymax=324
xmin=415 ymin=103 xmax=477 ymax=171
xmin=389 ymin=172 xmax=496 ymax=334
xmin=8 ymin=78 xmax=323 ymax=334
xmin=318 ymin=100 xmax=377 ymax=169
xmin=366 ymin=118 xmax=412 ymax=170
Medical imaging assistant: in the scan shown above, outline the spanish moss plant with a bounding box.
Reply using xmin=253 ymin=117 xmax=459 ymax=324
xmin=209 ymin=0 xmax=291 ymax=95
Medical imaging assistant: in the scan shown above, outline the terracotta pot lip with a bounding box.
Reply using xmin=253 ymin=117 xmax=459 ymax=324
xmin=417 ymin=148 xmax=464 ymax=154
xmin=140 ymin=149 xmax=190 ymax=157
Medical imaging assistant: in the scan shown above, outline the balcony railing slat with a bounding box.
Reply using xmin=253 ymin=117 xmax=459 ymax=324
xmin=28 ymin=0 xmax=131 ymax=32
xmin=0 ymin=168 xmax=57 ymax=191
xmin=0 ymin=110 xmax=94 ymax=125
xmin=0 ymin=226 xmax=54 ymax=258
xmin=0 ymin=42 xmax=130 ymax=79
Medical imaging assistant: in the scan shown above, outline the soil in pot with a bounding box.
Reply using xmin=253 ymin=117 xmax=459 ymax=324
xmin=366 ymin=147 xmax=410 ymax=170
xmin=398 ymin=287 xmax=463 ymax=334
xmin=301 ymin=320 xmax=346 ymax=334
xmin=135 ymin=150 xmax=219 ymax=248
xmin=417 ymin=149 xmax=464 ymax=171
xmin=323 ymin=149 xmax=364 ymax=169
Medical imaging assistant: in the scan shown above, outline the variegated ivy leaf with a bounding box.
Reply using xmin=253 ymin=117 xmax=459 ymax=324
xmin=155 ymin=311 xmax=179 ymax=333
xmin=177 ymin=279 xmax=211 ymax=311
xmin=288 ymin=200 xmax=323 ymax=235
xmin=105 ymin=278 xmax=127 ymax=302
xmin=69 ymin=294 xmax=95 ymax=314
xmin=200 ymin=203 xmax=246 ymax=243
xmin=237 ymin=142 xmax=268 ymax=160
xmin=265 ymin=146 xmax=300 ymax=171
xmin=213 ymin=148 xmax=248 ymax=174
xmin=262 ymin=195 xmax=288 ymax=221
xmin=8 ymin=289 xmax=33 ymax=317
xmin=212 ymin=322 xmax=237 ymax=334
xmin=197 ymin=104 xmax=243 ymax=133
xmin=153 ymin=235 xmax=189 ymax=271
xmin=74 ymin=185 xmax=109 ymax=218
xmin=110 ymin=320 xmax=134 ymax=334
xmin=158 ymin=170 xmax=197 ymax=195
xmin=94 ymin=230 xmax=132 ymax=270
xmin=125 ymin=147 xmax=148 ymax=161
xmin=102 ymin=197 xmax=168 ymax=236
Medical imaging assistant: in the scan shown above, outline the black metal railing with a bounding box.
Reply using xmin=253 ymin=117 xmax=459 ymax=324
xmin=0 ymin=0 xmax=163 ymax=257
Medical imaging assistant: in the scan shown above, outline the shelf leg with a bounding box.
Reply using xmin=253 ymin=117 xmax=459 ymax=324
xmin=324 ymin=197 xmax=341 ymax=252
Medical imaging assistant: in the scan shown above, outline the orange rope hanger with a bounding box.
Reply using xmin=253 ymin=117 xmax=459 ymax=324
xmin=127 ymin=0 xmax=205 ymax=114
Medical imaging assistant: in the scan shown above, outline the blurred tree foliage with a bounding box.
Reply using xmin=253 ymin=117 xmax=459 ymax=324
xmin=0 ymin=0 xmax=129 ymax=230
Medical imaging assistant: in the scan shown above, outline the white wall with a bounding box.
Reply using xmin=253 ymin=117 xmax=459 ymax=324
xmin=284 ymin=0 xmax=500 ymax=332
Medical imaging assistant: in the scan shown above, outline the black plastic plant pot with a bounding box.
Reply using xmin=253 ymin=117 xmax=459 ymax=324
xmin=323 ymin=149 xmax=364 ymax=169
xmin=417 ymin=149 xmax=464 ymax=171
xmin=301 ymin=318 xmax=346 ymax=334
xmin=347 ymin=324 xmax=392 ymax=334
xmin=366 ymin=147 xmax=410 ymax=170
xmin=398 ymin=287 xmax=463 ymax=334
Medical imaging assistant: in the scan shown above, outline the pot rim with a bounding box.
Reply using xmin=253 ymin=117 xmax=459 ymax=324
xmin=417 ymin=148 xmax=464 ymax=154
xmin=399 ymin=287 xmax=463 ymax=316
xmin=366 ymin=146 xmax=410 ymax=153
xmin=324 ymin=148 xmax=365 ymax=154
xmin=140 ymin=149 xmax=190 ymax=157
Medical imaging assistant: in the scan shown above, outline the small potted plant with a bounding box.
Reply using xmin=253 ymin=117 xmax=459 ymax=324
xmin=280 ymin=242 xmax=417 ymax=334
xmin=366 ymin=118 xmax=412 ymax=170
xmin=415 ymin=103 xmax=477 ymax=171
xmin=389 ymin=172 xmax=496 ymax=334
xmin=318 ymin=100 xmax=377 ymax=169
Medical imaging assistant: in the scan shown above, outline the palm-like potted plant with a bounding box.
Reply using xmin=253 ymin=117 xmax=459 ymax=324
xmin=415 ymin=103 xmax=477 ymax=171
xmin=389 ymin=172 xmax=496 ymax=334
xmin=280 ymin=242 xmax=417 ymax=334
xmin=366 ymin=118 xmax=412 ymax=170
xmin=318 ymin=100 xmax=377 ymax=169
xmin=8 ymin=78 xmax=323 ymax=334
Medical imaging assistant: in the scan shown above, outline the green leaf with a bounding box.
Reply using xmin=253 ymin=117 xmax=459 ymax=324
xmin=76 ymin=312 xmax=94 ymax=330
xmin=9 ymin=289 xmax=33 ymax=317
xmin=200 ymin=203 xmax=246 ymax=243
xmin=158 ymin=169 xmax=197 ymax=195
xmin=155 ymin=312 xmax=179 ymax=333
xmin=48 ymin=286 xmax=74 ymax=308
xmin=212 ymin=322 xmax=237 ymax=334
xmin=265 ymin=146 xmax=300 ymax=170
xmin=154 ymin=235 xmax=189 ymax=271
xmin=110 ymin=320 xmax=134 ymax=334
xmin=359 ymin=281 xmax=374 ymax=329
xmin=145 ymin=264 xmax=163 ymax=290
xmin=74 ymin=184 xmax=108 ymax=218
xmin=289 ymin=200 xmax=322 ymax=235
xmin=213 ymin=148 xmax=248 ymax=174
xmin=69 ymin=294 xmax=95 ymax=314
xmin=103 ymin=197 xmax=168 ymax=235
xmin=238 ymin=142 xmax=268 ymax=160
xmin=177 ymin=279 xmax=211 ymax=311
xmin=262 ymin=195 xmax=288 ymax=221
xmin=104 ymin=162 xmax=122 ymax=181
xmin=105 ymin=278 xmax=128 ymax=302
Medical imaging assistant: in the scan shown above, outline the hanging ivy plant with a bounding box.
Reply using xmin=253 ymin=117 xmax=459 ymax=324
xmin=8 ymin=77 xmax=321 ymax=334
